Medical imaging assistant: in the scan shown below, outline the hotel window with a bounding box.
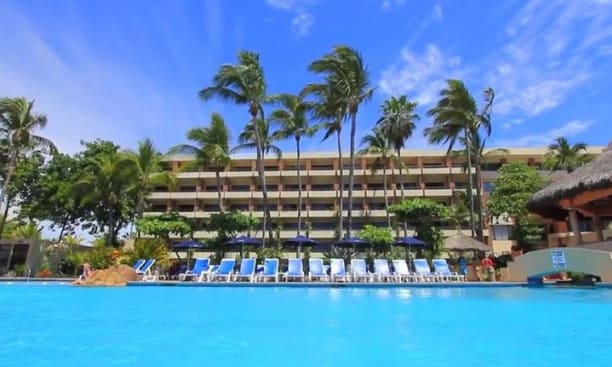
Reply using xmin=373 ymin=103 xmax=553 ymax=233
xmin=231 ymin=185 xmax=250 ymax=192
xmin=481 ymin=162 xmax=502 ymax=171
xmin=367 ymin=183 xmax=385 ymax=190
xmin=264 ymin=166 xmax=279 ymax=171
xmin=230 ymin=204 xmax=249 ymax=211
xmin=368 ymin=202 xmax=387 ymax=210
xmin=342 ymin=183 xmax=362 ymax=191
xmin=232 ymin=166 xmax=251 ymax=171
xmin=492 ymin=225 xmax=512 ymax=240
xmin=312 ymin=184 xmax=333 ymax=191
xmin=257 ymin=185 xmax=278 ymax=191
xmin=424 ymin=182 xmax=445 ymax=188
xmin=454 ymin=182 xmax=468 ymax=189
xmin=311 ymin=203 xmax=334 ymax=210
xmin=204 ymin=185 xmax=218 ymax=192
xmin=282 ymin=203 xmax=306 ymax=211
xmin=177 ymin=204 xmax=194 ymax=211
xmin=343 ymin=202 xmax=364 ymax=210
xmin=179 ymin=186 xmax=196 ymax=192
xmin=423 ymin=162 xmax=445 ymax=167
xmin=284 ymin=164 xmax=305 ymax=170
xmin=403 ymin=182 xmax=419 ymax=189
xmin=202 ymin=205 xmax=218 ymax=212
xmin=150 ymin=204 xmax=167 ymax=212
xmin=153 ymin=186 xmax=168 ymax=192
xmin=256 ymin=204 xmax=278 ymax=211
xmin=311 ymin=164 xmax=333 ymax=170
xmin=284 ymin=184 xmax=306 ymax=191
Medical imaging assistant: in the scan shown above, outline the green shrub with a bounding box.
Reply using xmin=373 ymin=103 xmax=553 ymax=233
xmin=122 ymin=238 xmax=169 ymax=267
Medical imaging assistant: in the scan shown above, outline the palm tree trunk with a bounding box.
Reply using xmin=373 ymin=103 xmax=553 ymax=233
xmin=396 ymin=148 xmax=408 ymax=237
xmin=251 ymin=116 xmax=274 ymax=245
xmin=474 ymin=154 xmax=484 ymax=242
xmin=0 ymin=195 xmax=11 ymax=238
xmin=383 ymin=163 xmax=390 ymax=228
xmin=347 ymin=113 xmax=357 ymax=238
xmin=215 ymin=168 xmax=224 ymax=213
xmin=464 ymin=128 xmax=476 ymax=238
xmin=336 ymin=130 xmax=344 ymax=239
xmin=0 ymin=151 xmax=18 ymax=238
xmin=296 ymin=136 xmax=303 ymax=257
xmin=108 ymin=207 xmax=115 ymax=247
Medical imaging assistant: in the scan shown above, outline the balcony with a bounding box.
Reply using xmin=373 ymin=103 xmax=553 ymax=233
xmin=422 ymin=167 xmax=450 ymax=175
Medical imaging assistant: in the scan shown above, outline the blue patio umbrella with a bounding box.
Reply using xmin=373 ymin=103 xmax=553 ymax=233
xmin=223 ymin=236 xmax=263 ymax=247
xmin=333 ymin=237 xmax=371 ymax=248
xmin=172 ymin=240 xmax=206 ymax=265
xmin=283 ymin=235 xmax=319 ymax=258
xmin=394 ymin=237 xmax=430 ymax=249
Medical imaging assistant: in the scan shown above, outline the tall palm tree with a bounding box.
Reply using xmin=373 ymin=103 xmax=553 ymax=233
xmin=74 ymin=153 xmax=137 ymax=246
xmin=269 ymin=93 xmax=316 ymax=238
xmin=199 ymin=50 xmax=276 ymax=244
xmin=0 ymin=97 xmax=57 ymax=237
xmin=169 ymin=113 xmax=231 ymax=212
xmin=424 ymin=80 xmax=494 ymax=241
xmin=308 ymin=46 xmax=373 ymax=238
xmin=127 ymin=138 xmax=176 ymax=219
xmin=375 ymin=95 xmax=418 ymax=235
xmin=544 ymin=137 xmax=591 ymax=172
xmin=233 ymin=118 xmax=281 ymax=241
xmin=307 ymin=84 xmax=346 ymax=239
xmin=358 ymin=126 xmax=394 ymax=228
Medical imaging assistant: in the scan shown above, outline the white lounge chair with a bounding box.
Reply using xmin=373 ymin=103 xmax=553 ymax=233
xmin=284 ymin=258 xmax=305 ymax=282
xmin=257 ymin=258 xmax=279 ymax=282
xmin=308 ymin=258 xmax=329 ymax=282
xmin=330 ymin=259 xmax=351 ymax=282
xmin=179 ymin=258 xmax=209 ymax=281
xmin=432 ymin=258 xmax=465 ymax=282
xmin=136 ymin=259 xmax=156 ymax=281
xmin=413 ymin=259 xmax=440 ymax=282
xmin=392 ymin=259 xmax=416 ymax=282
xmin=209 ymin=258 xmax=235 ymax=282
xmin=234 ymin=258 xmax=256 ymax=282
xmin=373 ymin=259 xmax=397 ymax=282
xmin=350 ymin=259 xmax=372 ymax=282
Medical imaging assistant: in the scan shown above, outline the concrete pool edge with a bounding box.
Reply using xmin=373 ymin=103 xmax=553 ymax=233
xmin=127 ymin=280 xmax=528 ymax=288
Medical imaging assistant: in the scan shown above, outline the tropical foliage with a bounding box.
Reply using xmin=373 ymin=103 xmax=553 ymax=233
xmin=358 ymin=224 xmax=393 ymax=255
xmin=543 ymin=137 xmax=591 ymax=172
xmin=135 ymin=212 xmax=191 ymax=245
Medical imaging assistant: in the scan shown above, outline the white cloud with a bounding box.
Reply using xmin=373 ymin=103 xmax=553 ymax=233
xmin=266 ymin=0 xmax=317 ymax=37
xmin=496 ymin=120 xmax=593 ymax=147
xmin=379 ymin=44 xmax=466 ymax=105
xmin=291 ymin=12 xmax=314 ymax=37
xmin=433 ymin=4 xmax=443 ymax=20
xmin=381 ymin=0 xmax=406 ymax=10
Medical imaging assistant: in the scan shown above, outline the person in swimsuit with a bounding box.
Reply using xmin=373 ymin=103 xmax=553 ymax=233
xmin=72 ymin=263 xmax=93 ymax=285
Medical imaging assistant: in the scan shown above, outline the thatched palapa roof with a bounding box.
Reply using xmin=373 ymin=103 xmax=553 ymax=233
xmin=527 ymin=144 xmax=612 ymax=218
xmin=443 ymin=233 xmax=491 ymax=252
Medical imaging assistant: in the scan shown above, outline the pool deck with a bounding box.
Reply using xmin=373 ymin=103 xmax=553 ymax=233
xmin=127 ymin=280 xmax=527 ymax=288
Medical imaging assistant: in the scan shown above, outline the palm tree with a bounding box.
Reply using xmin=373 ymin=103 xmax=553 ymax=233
xmin=74 ymin=153 xmax=137 ymax=246
xmin=307 ymin=84 xmax=346 ymax=239
xmin=358 ymin=126 xmax=394 ymax=228
xmin=233 ymin=118 xmax=281 ymax=241
xmin=0 ymin=97 xmax=57 ymax=237
xmin=308 ymin=46 xmax=374 ymax=238
xmin=269 ymin=93 xmax=316 ymax=238
xmin=169 ymin=113 xmax=231 ymax=212
xmin=199 ymin=50 xmax=276 ymax=244
xmin=375 ymin=95 xmax=418 ymax=235
xmin=424 ymin=80 xmax=494 ymax=241
xmin=544 ymin=137 xmax=591 ymax=172
xmin=127 ymin=138 xmax=176 ymax=219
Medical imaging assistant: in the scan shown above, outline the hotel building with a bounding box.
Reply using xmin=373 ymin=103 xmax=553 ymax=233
xmin=145 ymin=147 xmax=604 ymax=254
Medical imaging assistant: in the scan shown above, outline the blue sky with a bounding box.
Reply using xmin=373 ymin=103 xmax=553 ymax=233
xmin=1 ymin=0 xmax=611 ymax=155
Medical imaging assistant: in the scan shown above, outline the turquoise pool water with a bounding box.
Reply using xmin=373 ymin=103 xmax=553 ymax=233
xmin=0 ymin=284 xmax=611 ymax=367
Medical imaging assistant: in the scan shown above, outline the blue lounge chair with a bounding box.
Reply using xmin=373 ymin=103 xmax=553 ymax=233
xmin=392 ymin=259 xmax=416 ymax=282
xmin=199 ymin=265 xmax=218 ymax=282
xmin=330 ymin=259 xmax=351 ymax=282
xmin=179 ymin=258 xmax=209 ymax=281
xmin=132 ymin=259 xmax=146 ymax=272
xmin=308 ymin=258 xmax=328 ymax=282
xmin=350 ymin=259 xmax=372 ymax=282
xmin=432 ymin=258 xmax=465 ymax=282
xmin=374 ymin=259 xmax=397 ymax=282
xmin=209 ymin=258 xmax=235 ymax=282
xmin=413 ymin=258 xmax=440 ymax=282
xmin=136 ymin=259 xmax=156 ymax=280
xmin=234 ymin=258 xmax=256 ymax=282
xmin=257 ymin=258 xmax=279 ymax=282
xmin=284 ymin=258 xmax=304 ymax=282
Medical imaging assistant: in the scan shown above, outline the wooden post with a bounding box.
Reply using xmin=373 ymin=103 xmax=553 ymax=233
xmin=593 ymin=215 xmax=604 ymax=242
xmin=568 ymin=209 xmax=583 ymax=245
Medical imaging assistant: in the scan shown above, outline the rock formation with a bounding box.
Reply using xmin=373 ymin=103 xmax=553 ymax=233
xmin=77 ymin=264 xmax=138 ymax=287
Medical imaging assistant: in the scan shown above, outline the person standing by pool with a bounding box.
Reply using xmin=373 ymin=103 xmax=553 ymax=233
xmin=481 ymin=256 xmax=495 ymax=281
xmin=72 ymin=263 xmax=92 ymax=285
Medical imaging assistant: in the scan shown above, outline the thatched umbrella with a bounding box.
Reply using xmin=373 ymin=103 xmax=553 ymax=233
xmin=443 ymin=232 xmax=491 ymax=252
xmin=527 ymin=146 xmax=612 ymax=219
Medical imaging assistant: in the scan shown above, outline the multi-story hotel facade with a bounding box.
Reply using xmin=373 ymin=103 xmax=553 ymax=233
xmin=145 ymin=147 xmax=604 ymax=254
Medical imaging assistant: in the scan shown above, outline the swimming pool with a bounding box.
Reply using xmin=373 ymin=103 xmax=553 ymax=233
xmin=0 ymin=285 xmax=610 ymax=367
